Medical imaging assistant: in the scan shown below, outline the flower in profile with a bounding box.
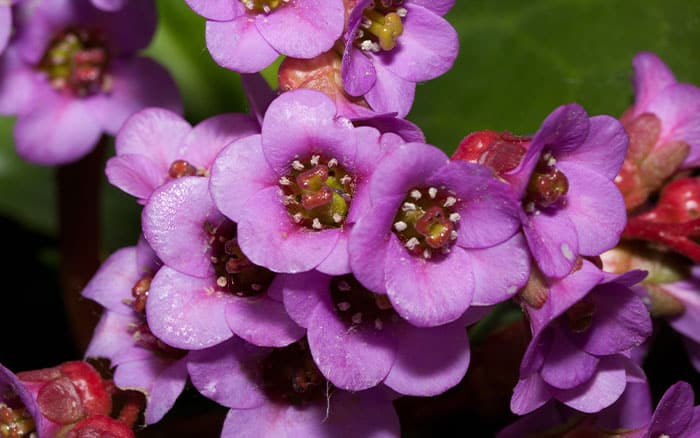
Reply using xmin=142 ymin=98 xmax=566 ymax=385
xmin=512 ymin=261 xmax=652 ymax=415
xmin=106 ymin=108 xmax=258 ymax=204
xmin=616 ymin=53 xmax=700 ymax=208
xmin=281 ymin=271 xmax=487 ymax=394
xmin=210 ymin=89 xmax=402 ymax=275
xmin=341 ymin=0 xmax=458 ymax=117
xmin=349 ymin=141 xmax=528 ymax=327
xmin=83 ymin=238 xmax=190 ymax=425
xmin=185 ymin=0 xmax=344 ymax=73
xmin=187 ymin=337 xmax=400 ymax=437
xmin=0 ymin=361 xmax=114 ymax=437
xmin=507 ymin=103 xmax=628 ymax=278
xmin=0 ymin=0 xmax=181 ymax=165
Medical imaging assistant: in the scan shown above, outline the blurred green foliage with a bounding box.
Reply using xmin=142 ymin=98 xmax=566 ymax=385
xmin=0 ymin=0 xmax=699 ymax=253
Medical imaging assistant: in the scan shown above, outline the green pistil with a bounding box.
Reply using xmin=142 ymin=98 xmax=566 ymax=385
xmin=0 ymin=404 xmax=35 ymax=438
xmin=524 ymin=151 xmax=569 ymax=212
xmin=393 ymin=187 xmax=460 ymax=259
xmin=356 ymin=1 xmax=407 ymax=52
xmin=38 ymin=28 xmax=109 ymax=97
xmin=280 ymin=156 xmax=354 ymax=230
xmin=240 ymin=0 xmax=289 ymax=14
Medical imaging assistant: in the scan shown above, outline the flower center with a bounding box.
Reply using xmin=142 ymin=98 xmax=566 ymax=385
xmin=38 ymin=28 xmax=110 ymax=97
xmin=240 ymin=0 xmax=290 ymax=14
xmin=0 ymin=403 xmax=35 ymax=438
xmin=564 ymin=296 xmax=596 ymax=333
xmin=355 ymin=0 xmax=407 ymax=52
xmin=260 ymin=339 xmax=329 ymax=406
xmin=205 ymin=220 xmax=275 ymax=297
xmin=330 ymin=275 xmax=397 ymax=331
xmin=392 ymin=186 xmax=460 ymax=259
xmin=524 ymin=150 xmax=569 ymax=212
xmin=279 ymin=155 xmax=354 ymax=231
xmin=168 ymin=159 xmax=208 ymax=179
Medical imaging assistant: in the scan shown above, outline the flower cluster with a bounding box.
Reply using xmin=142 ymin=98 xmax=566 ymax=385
xmin=0 ymin=1 xmax=698 ymax=437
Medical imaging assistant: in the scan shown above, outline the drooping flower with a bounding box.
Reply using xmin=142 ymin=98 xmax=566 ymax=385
xmin=210 ymin=89 xmax=403 ymax=275
xmin=0 ymin=0 xmax=181 ymax=165
xmin=349 ymin=141 xmax=529 ymax=327
xmin=185 ymin=0 xmax=345 ymax=74
xmin=512 ymin=261 xmax=652 ymax=415
xmin=187 ymin=337 xmax=401 ymax=437
xmin=82 ymin=238 xmax=190 ymax=425
xmin=106 ymin=108 xmax=259 ymax=204
xmin=506 ymin=103 xmax=628 ymax=279
xmin=281 ymin=271 xmax=490 ymax=394
xmin=341 ymin=0 xmax=459 ymax=117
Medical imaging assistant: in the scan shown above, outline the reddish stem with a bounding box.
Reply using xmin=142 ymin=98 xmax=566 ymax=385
xmin=117 ymin=391 xmax=145 ymax=428
xmin=57 ymin=139 xmax=105 ymax=353
xmin=622 ymin=217 xmax=700 ymax=263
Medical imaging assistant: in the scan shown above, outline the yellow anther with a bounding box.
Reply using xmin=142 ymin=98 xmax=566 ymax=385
xmin=363 ymin=11 xmax=403 ymax=51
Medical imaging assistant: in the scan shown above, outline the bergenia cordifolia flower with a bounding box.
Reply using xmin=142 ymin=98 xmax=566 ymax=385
xmin=142 ymin=175 xmax=305 ymax=349
xmin=506 ymin=103 xmax=628 ymax=279
xmin=626 ymin=381 xmax=700 ymax=438
xmin=106 ymin=108 xmax=259 ymax=204
xmin=186 ymin=0 xmax=345 ymax=74
xmin=0 ymin=0 xmax=181 ymax=165
xmin=1 ymin=361 xmax=113 ymax=437
xmin=210 ymin=89 xmax=402 ymax=275
xmin=512 ymin=261 xmax=652 ymax=415
xmin=278 ymin=51 xmax=426 ymax=143
xmin=349 ymin=141 xmax=528 ymax=327
xmin=281 ymin=272 xmax=488 ymax=394
xmin=187 ymin=337 xmax=400 ymax=437
xmin=83 ymin=239 xmax=190 ymax=425
xmin=341 ymin=0 xmax=458 ymax=117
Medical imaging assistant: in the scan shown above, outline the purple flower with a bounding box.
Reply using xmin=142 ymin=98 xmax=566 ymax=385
xmin=187 ymin=337 xmax=400 ymax=437
xmin=631 ymin=381 xmax=700 ymax=438
xmin=106 ymin=108 xmax=259 ymax=204
xmin=341 ymin=0 xmax=458 ymax=117
xmin=186 ymin=0 xmax=345 ymax=73
xmin=349 ymin=141 xmax=528 ymax=327
xmin=281 ymin=271 xmax=489 ymax=394
xmin=507 ymin=103 xmax=628 ymax=278
xmin=0 ymin=0 xmax=182 ymax=165
xmin=624 ymin=52 xmax=700 ymax=169
xmin=512 ymin=262 xmax=652 ymax=415
xmin=141 ymin=175 xmax=305 ymax=349
xmin=83 ymin=238 xmax=190 ymax=424
xmin=210 ymin=89 xmax=402 ymax=275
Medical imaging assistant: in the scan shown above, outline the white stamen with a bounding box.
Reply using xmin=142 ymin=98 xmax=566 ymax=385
xmin=352 ymin=313 xmax=363 ymax=324
xmin=216 ymin=276 xmax=227 ymax=288
xmin=405 ymin=237 xmax=420 ymax=250
xmin=327 ymin=158 xmax=338 ymax=168
xmin=370 ymin=42 xmax=381 ymax=52
xmin=410 ymin=189 xmax=422 ymax=200
xmin=292 ymin=160 xmax=305 ymax=171
xmin=524 ymin=201 xmax=535 ymax=213
xmin=396 ymin=7 xmax=408 ymax=17
xmin=402 ymin=202 xmax=417 ymax=211
xmin=244 ymin=0 xmax=254 ymax=10
xmin=337 ymin=280 xmax=351 ymax=291
xmin=279 ymin=176 xmax=291 ymax=185
xmin=210 ymin=256 xmax=219 ymax=264
xmin=310 ymin=155 xmax=320 ymax=166
xmin=293 ymin=213 xmax=304 ymax=223
xmin=337 ymin=302 xmax=351 ymax=311
xmin=443 ymin=196 xmax=457 ymax=207
xmin=360 ymin=40 xmax=374 ymax=51
xmin=355 ymin=29 xmax=365 ymax=39
xmin=441 ymin=247 xmax=451 ymax=254
xmin=428 ymin=187 xmax=438 ymax=199
xmin=340 ymin=175 xmax=352 ymax=185
xmin=450 ymin=230 xmax=458 ymax=240
xmin=251 ymin=283 xmax=262 ymax=291
xmin=423 ymin=249 xmax=432 ymax=259
xmin=449 ymin=213 xmax=461 ymax=222
xmin=547 ymin=156 xmax=557 ymax=167
xmin=333 ymin=213 xmax=343 ymax=223
xmin=361 ymin=17 xmax=372 ymax=28
xmin=262 ymin=4 xmax=271 ymax=13
xmin=374 ymin=318 xmax=384 ymax=330
xmin=312 ymin=218 xmax=323 ymax=230
xmin=393 ymin=221 xmax=408 ymax=232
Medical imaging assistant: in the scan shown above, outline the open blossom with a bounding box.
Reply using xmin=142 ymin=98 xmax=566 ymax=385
xmin=210 ymin=89 xmax=402 ymax=275
xmin=512 ymin=261 xmax=652 ymax=415
xmin=106 ymin=108 xmax=259 ymax=204
xmin=0 ymin=0 xmax=181 ymax=165
xmin=507 ymin=103 xmax=628 ymax=278
xmin=349 ymin=141 xmax=528 ymax=327
xmin=187 ymin=337 xmax=400 ymax=437
xmin=83 ymin=238 xmax=191 ymax=425
xmin=186 ymin=0 xmax=345 ymax=73
xmin=341 ymin=0 xmax=458 ymax=117
xmin=281 ymin=271 xmax=487 ymax=394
